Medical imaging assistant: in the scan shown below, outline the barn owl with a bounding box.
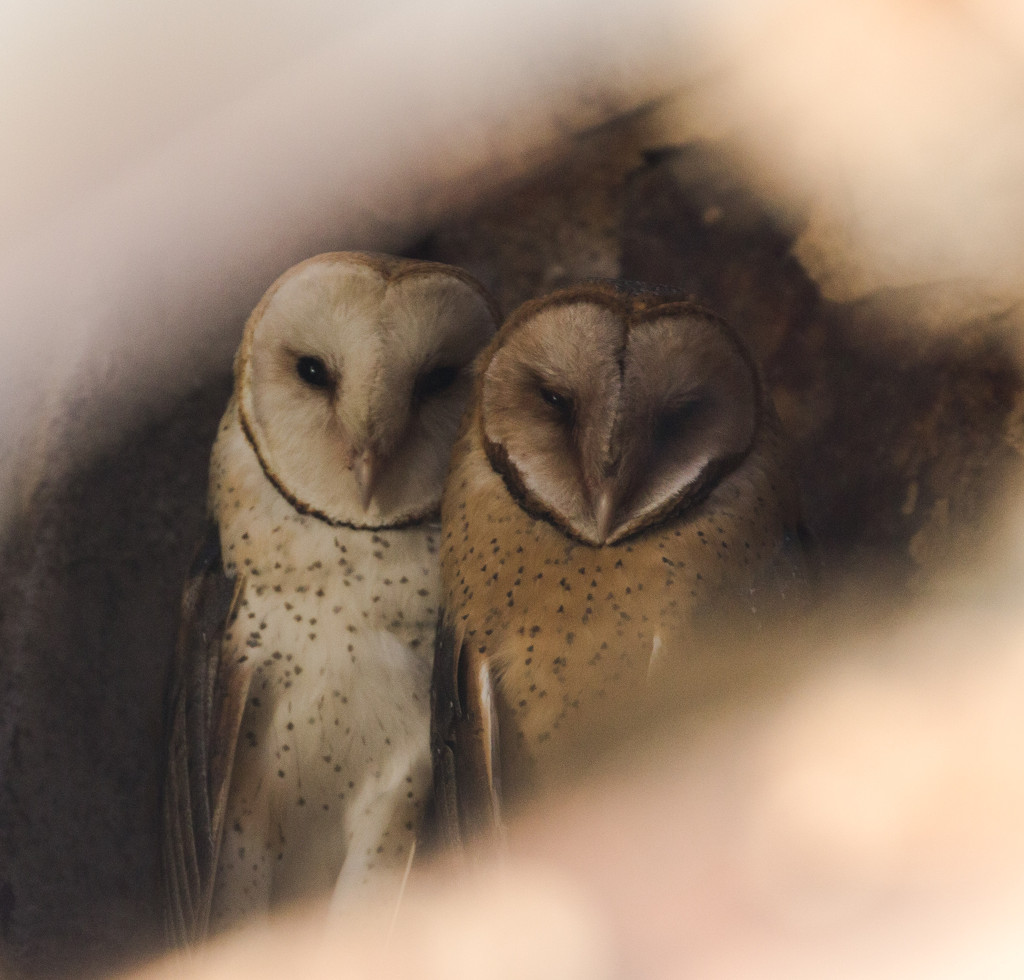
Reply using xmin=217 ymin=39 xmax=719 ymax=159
xmin=431 ymin=281 xmax=808 ymax=845
xmin=162 ymin=251 xmax=498 ymax=944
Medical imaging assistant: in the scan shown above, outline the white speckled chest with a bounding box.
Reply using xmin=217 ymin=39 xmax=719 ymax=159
xmin=207 ymin=401 xmax=438 ymax=923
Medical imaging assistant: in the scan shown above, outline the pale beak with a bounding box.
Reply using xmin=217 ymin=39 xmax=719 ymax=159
xmin=353 ymin=448 xmax=378 ymax=511
xmin=592 ymin=485 xmax=615 ymax=543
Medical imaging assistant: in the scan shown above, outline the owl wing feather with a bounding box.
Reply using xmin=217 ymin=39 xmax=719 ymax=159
xmin=162 ymin=522 xmax=251 ymax=947
xmin=430 ymin=612 xmax=503 ymax=852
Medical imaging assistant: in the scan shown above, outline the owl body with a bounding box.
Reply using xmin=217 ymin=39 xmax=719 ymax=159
xmin=163 ymin=252 xmax=497 ymax=944
xmin=205 ymin=398 xmax=437 ymax=925
xmin=432 ymin=283 xmax=807 ymax=841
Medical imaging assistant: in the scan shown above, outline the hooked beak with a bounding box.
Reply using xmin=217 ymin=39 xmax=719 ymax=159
xmin=353 ymin=447 xmax=378 ymax=512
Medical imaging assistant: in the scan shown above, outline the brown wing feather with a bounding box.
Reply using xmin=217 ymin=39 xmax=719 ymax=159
xmin=456 ymin=637 xmax=504 ymax=845
xmin=429 ymin=615 xmax=463 ymax=851
xmin=429 ymin=612 xmax=503 ymax=853
xmin=161 ymin=523 xmax=250 ymax=948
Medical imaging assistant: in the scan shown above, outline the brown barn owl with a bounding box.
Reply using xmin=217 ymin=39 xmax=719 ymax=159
xmin=162 ymin=251 xmax=498 ymax=944
xmin=431 ymin=281 xmax=808 ymax=844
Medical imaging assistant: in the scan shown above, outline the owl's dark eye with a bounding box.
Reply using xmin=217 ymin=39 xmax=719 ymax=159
xmin=416 ymin=364 xmax=460 ymax=400
xmin=296 ymin=355 xmax=331 ymax=389
xmin=539 ymin=386 xmax=573 ymax=417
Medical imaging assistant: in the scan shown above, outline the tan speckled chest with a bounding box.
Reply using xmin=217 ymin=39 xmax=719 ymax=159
xmin=440 ymin=414 xmax=803 ymax=798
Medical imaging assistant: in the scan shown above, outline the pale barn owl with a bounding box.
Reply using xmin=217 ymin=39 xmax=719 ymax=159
xmin=431 ymin=281 xmax=808 ymax=844
xmin=162 ymin=251 xmax=498 ymax=944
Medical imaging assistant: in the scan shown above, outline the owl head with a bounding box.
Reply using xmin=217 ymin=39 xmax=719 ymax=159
xmin=477 ymin=281 xmax=765 ymax=545
xmin=236 ymin=251 xmax=499 ymax=528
